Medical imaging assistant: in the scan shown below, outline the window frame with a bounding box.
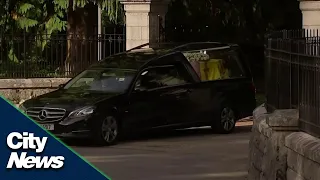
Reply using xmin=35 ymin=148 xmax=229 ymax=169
xmin=193 ymin=48 xmax=248 ymax=82
xmin=63 ymin=68 xmax=137 ymax=92
xmin=132 ymin=64 xmax=193 ymax=92
xmin=225 ymin=50 xmax=247 ymax=78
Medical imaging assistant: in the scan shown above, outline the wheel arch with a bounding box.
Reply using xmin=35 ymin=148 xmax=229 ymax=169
xmin=212 ymin=92 xmax=240 ymax=120
xmin=95 ymin=105 xmax=123 ymax=127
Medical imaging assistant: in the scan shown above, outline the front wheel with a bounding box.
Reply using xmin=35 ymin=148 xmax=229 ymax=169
xmin=211 ymin=105 xmax=236 ymax=134
xmin=93 ymin=116 xmax=120 ymax=146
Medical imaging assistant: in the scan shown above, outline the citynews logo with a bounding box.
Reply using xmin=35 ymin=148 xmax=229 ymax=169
xmin=6 ymin=132 xmax=65 ymax=169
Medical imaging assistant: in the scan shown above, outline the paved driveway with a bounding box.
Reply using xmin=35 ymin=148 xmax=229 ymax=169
xmin=69 ymin=121 xmax=252 ymax=180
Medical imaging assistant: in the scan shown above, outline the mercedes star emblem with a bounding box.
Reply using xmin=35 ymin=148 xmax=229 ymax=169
xmin=38 ymin=110 xmax=48 ymax=120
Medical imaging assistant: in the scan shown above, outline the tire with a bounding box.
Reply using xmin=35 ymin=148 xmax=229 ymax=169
xmin=92 ymin=116 xmax=120 ymax=146
xmin=211 ymin=102 xmax=236 ymax=134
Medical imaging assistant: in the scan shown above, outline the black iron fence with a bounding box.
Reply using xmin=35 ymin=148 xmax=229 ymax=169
xmin=0 ymin=27 xmax=125 ymax=78
xmin=266 ymin=29 xmax=320 ymax=137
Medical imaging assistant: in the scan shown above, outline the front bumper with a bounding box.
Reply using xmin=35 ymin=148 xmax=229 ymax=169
xmin=37 ymin=117 xmax=93 ymax=138
xmin=54 ymin=131 xmax=92 ymax=139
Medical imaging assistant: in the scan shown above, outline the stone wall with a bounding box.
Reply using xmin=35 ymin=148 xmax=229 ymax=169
xmin=248 ymin=104 xmax=320 ymax=180
xmin=286 ymin=132 xmax=320 ymax=180
xmin=0 ymin=78 xmax=70 ymax=105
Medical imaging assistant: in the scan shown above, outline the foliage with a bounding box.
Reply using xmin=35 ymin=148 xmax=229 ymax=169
xmin=69 ymin=0 xmax=124 ymax=24
xmin=166 ymin=0 xmax=301 ymax=79
xmin=167 ymin=0 xmax=301 ymax=44
xmin=0 ymin=0 xmax=123 ymax=78
xmin=1 ymin=0 xmax=123 ymax=44
xmin=0 ymin=0 xmax=302 ymax=78
xmin=183 ymin=52 xmax=210 ymax=62
xmin=102 ymin=6 xmax=124 ymax=26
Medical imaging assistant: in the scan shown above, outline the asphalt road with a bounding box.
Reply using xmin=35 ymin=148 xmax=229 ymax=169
xmin=68 ymin=122 xmax=252 ymax=180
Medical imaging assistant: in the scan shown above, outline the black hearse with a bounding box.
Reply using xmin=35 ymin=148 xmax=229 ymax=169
xmin=20 ymin=42 xmax=256 ymax=146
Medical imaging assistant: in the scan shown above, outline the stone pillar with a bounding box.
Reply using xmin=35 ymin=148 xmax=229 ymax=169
xmin=248 ymin=105 xmax=299 ymax=180
xmin=264 ymin=109 xmax=299 ymax=180
xmin=120 ymin=0 xmax=169 ymax=50
xmin=299 ymin=0 xmax=320 ymax=29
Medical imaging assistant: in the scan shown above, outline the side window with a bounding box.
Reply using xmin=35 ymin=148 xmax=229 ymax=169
xmin=135 ymin=65 xmax=189 ymax=91
xmin=171 ymin=54 xmax=195 ymax=83
xmin=201 ymin=49 xmax=245 ymax=80
xmin=226 ymin=52 xmax=245 ymax=78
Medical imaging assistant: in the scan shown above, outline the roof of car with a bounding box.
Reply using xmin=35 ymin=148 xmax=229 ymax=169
xmin=127 ymin=42 xmax=237 ymax=52
xmin=89 ymin=42 xmax=238 ymax=70
xmin=89 ymin=48 xmax=169 ymax=70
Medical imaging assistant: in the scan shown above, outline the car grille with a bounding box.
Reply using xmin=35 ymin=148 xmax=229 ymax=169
xmin=26 ymin=107 xmax=67 ymax=122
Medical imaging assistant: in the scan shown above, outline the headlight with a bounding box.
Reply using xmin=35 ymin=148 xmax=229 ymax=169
xmin=68 ymin=106 xmax=95 ymax=118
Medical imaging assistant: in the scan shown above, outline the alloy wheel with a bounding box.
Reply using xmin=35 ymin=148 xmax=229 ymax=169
xmin=101 ymin=116 xmax=118 ymax=143
xmin=220 ymin=107 xmax=235 ymax=132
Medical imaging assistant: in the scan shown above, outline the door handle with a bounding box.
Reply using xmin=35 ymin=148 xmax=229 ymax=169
xmin=160 ymin=89 xmax=192 ymax=98
xmin=175 ymin=89 xmax=192 ymax=99
xmin=181 ymin=89 xmax=192 ymax=95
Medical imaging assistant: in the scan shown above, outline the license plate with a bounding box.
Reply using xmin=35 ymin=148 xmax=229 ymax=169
xmin=40 ymin=124 xmax=54 ymax=130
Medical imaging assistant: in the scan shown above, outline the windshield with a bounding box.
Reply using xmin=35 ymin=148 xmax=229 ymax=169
xmin=63 ymin=69 xmax=137 ymax=93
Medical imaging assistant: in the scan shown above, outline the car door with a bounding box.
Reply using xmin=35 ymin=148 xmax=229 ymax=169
xmin=177 ymin=83 xmax=213 ymax=125
xmin=168 ymin=57 xmax=213 ymax=125
xmin=125 ymin=65 xmax=183 ymax=130
xmin=126 ymin=88 xmax=171 ymax=130
xmin=149 ymin=55 xmax=201 ymax=126
xmin=183 ymin=47 xmax=255 ymax=124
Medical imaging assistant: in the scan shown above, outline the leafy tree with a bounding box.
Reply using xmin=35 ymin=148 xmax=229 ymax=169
xmin=0 ymin=0 xmax=124 ymax=77
xmin=167 ymin=0 xmax=301 ymax=44
xmin=65 ymin=0 xmax=124 ymax=75
xmin=0 ymin=0 xmax=301 ymax=78
xmin=0 ymin=0 xmax=68 ymax=77
xmin=166 ymin=0 xmax=301 ymax=79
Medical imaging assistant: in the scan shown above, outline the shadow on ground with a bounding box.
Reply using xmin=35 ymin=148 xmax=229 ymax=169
xmin=62 ymin=124 xmax=252 ymax=147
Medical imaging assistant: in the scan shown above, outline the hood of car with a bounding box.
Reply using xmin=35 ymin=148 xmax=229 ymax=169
xmin=22 ymin=89 xmax=122 ymax=111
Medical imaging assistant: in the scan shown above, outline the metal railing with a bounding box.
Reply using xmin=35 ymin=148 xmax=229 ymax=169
xmin=266 ymin=29 xmax=320 ymax=137
xmin=0 ymin=27 xmax=126 ymax=78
